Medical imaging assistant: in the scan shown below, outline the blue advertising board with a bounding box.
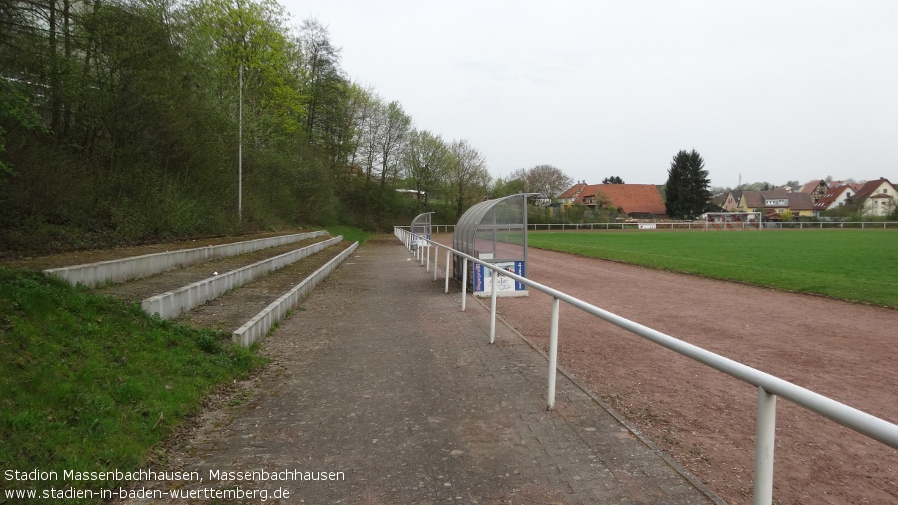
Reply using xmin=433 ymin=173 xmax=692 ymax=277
xmin=473 ymin=261 xmax=525 ymax=294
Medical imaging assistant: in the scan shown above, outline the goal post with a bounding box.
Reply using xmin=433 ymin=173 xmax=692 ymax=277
xmin=704 ymin=212 xmax=762 ymax=230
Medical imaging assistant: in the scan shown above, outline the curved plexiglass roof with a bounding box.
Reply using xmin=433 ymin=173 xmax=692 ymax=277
xmin=410 ymin=212 xmax=433 ymax=236
xmin=452 ymin=194 xmax=530 ymax=261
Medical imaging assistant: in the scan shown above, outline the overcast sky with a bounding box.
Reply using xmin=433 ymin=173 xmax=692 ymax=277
xmin=282 ymin=0 xmax=898 ymax=189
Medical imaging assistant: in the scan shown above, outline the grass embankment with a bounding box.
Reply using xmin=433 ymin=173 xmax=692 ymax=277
xmin=526 ymin=229 xmax=898 ymax=309
xmin=0 ymin=268 xmax=264 ymax=503
xmin=326 ymin=225 xmax=372 ymax=245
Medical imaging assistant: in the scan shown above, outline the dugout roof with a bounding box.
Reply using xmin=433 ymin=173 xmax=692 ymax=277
xmin=410 ymin=212 xmax=433 ymax=236
xmin=452 ymin=194 xmax=537 ymax=268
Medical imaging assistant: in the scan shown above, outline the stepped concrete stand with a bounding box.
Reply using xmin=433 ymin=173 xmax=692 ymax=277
xmin=233 ymin=241 xmax=359 ymax=347
xmin=45 ymin=231 xmax=328 ymax=288
xmin=142 ymin=236 xmax=342 ymax=320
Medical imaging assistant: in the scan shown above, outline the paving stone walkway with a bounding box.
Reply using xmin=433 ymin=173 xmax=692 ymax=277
xmin=123 ymin=238 xmax=723 ymax=504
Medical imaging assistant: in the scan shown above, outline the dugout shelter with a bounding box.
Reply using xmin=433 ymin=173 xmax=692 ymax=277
xmin=410 ymin=212 xmax=434 ymax=249
xmin=452 ymin=193 xmax=538 ymax=297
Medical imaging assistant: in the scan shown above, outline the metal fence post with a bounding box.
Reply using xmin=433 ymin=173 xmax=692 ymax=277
xmin=445 ymin=250 xmax=450 ymax=293
xmin=754 ymin=386 xmax=777 ymax=505
xmin=547 ymin=297 xmax=559 ymax=410
xmin=433 ymin=245 xmax=439 ymax=281
xmin=461 ymin=257 xmax=468 ymax=311
xmin=426 ymin=244 xmax=430 ymax=271
xmin=489 ymin=269 xmax=498 ymax=343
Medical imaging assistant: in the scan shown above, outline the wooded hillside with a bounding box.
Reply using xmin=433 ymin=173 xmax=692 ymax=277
xmin=0 ymin=0 xmax=494 ymax=254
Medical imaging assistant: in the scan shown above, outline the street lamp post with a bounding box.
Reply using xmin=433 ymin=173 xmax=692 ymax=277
xmin=238 ymin=63 xmax=243 ymax=221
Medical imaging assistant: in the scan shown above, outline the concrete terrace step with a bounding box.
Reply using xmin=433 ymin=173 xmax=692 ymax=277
xmin=141 ymin=236 xmax=344 ymax=320
xmin=44 ymin=231 xmax=328 ymax=288
xmin=96 ymin=238 xmax=330 ymax=302
xmin=176 ymin=240 xmax=358 ymax=345
xmin=38 ymin=231 xmax=361 ymax=348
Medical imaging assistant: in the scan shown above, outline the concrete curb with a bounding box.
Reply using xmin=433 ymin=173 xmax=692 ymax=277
xmin=232 ymin=241 xmax=360 ymax=347
xmin=44 ymin=231 xmax=328 ymax=288
xmin=141 ymin=236 xmax=342 ymax=320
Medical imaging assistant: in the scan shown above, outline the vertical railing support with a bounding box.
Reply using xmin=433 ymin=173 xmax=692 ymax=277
xmin=489 ymin=268 xmax=498 ymax=343
xmin=444 ymin=250 xmax=451 ymax=293
xmin=547 ymin=297 xmax=560 ymax=410
xmin=461 ymin=257 xmax=468 ymax=311
xmin=426 ymin=244 xmax=430 ymax=272
xmin=753 ymin=386 xmax=777 ymax=505
xmin=433 ymin=245 xmax=439 ymax=281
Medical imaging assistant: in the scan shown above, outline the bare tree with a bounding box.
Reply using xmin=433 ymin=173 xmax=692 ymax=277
xmin=448 ymin=139 xmax=491 ymax=216
xmin=377 ymin=100 xmax=411 ymax=189
xmin=517 ymin=164 xmax=573 ymax=199
xmin=354 ymin=92 xmax=384 ymax=214
xmin=299 ymin=19 xmax=343 ymax=146
xmin=403 ymin=129 xmax=449 ymax=207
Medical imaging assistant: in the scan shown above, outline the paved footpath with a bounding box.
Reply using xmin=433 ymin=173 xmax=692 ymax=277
xmin=124 ymin=238 xmax=723 ymax=504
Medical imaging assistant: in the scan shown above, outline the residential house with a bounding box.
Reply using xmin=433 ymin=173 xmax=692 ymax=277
xmin=813 ymin=185 xmax=857 ymax=215
xmin=721 ymin=190 xmax=742 ymax=212
xmin=560 ymin=183 xmax=667 ymax=219
xmin=799 ymin=180 xmax=829 ymax=204
xmin=848 ymin=178 xmax=898 ymax=217
xmin=737 ymin=190 xmax=814 ymax=220
xmin=557 ymin=182 xmax=588 ymax=206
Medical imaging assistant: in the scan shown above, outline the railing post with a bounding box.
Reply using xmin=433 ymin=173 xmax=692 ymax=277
xmin=547 ymin=297 xmax=560 ymax=410
xmin=461 ymin=257 xmax=468 ymax=311
xmin=433 ymin=245 xmax=439 ymax=281
xmin=489 ymin=268 xmax=498 ymax=343
xmin=753 ymin=386 xmax=777 ymax=505
xmin=444 ymin=250 xmax=450 ymax=293
xmin=426 ymin=244 xmax=430 ymax=272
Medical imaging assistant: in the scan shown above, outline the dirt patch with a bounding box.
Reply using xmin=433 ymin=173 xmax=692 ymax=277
xmin=430 ymin=233 xmax=898 ymax=505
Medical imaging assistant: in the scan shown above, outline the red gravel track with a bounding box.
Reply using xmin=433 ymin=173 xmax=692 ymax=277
xmin=434 ymin=233 xmax=898 ymax=505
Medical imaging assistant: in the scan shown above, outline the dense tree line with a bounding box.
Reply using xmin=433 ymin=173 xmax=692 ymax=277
xmin=0 ymin=0 xmax=502 ymax=253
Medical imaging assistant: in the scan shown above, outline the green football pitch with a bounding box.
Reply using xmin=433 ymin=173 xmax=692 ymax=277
xmin=523 ymin=229 xmax=898 ymax=309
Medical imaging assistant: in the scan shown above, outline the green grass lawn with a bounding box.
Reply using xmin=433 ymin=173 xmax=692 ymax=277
xmin=326 ymin=225 xmax=371 ymax=245
xmin=0 ymin=268 xmax=265 ymax=503
xmin=525 ymin=229 xmax=898 ymax=309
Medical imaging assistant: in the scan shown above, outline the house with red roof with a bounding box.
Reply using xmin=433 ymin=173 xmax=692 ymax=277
xmin=799 ymin=180 xmax=829 ymax=204
xmin=560 ymin=183 xmax=667 ymax=219
xmin=847 ymin=178 xmax=898 ymax=217
xmin=557 ymin=182 xmax=588 ymax=206
xmin=813 ymin=185 xmax=857 ymax=215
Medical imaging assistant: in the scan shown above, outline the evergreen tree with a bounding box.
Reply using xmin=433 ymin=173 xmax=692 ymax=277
xmin=602 ymin=176 xmax=625 ymax=184
xmin=664 ymin=149 xmax=712 ymax=220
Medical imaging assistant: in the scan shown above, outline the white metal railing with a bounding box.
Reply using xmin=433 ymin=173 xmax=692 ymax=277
xmin=396 ymin=221 xmax=898 ymax=233
xmin=393 ymin=227 xmax=898 ymax=505
xmin=526 ymin=221 xmax=898 ymax=230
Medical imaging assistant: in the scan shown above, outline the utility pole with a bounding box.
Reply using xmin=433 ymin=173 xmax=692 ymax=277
xmin=238 ymin=62 xmax=243 ymax=221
